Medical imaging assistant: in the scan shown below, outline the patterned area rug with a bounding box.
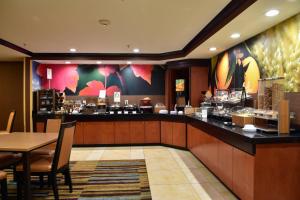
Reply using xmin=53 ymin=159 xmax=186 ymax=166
xmin=4 ymin=160 xmax=152 ymax=200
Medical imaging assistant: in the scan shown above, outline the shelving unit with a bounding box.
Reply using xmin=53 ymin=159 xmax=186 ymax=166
xmin=34 ymin=89 xmax=64 ymax=113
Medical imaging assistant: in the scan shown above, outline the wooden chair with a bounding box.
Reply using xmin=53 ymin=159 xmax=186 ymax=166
xmin=32 ymin=118 xmax=62 ymax=156
xmin=0 ymin=110 xmax=16 ymax=135
xmin=0 ymin=171 xmax=7 ymax=200
xmin=0 ymin=110 xmax=20 ymax=179
xmin=16 ymin=121 xmax=76 ymax=200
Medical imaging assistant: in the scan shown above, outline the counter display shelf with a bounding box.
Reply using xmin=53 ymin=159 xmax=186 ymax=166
xmin=33 ymin=113 xmax=300 ymax=200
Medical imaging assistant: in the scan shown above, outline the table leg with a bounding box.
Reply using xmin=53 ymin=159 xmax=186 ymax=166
xmin=22 ymin=152 xmax=31 ymax=200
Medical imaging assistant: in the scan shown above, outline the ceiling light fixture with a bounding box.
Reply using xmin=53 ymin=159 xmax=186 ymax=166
xmin=96 ymin=61 xmax=102 ymax=64
xmin=98 ymin=19 xmax=111 ymax=26
xmin=230 ymin=33 xmax=240 ymax=39
xmin=65 ymin=61 xmax=71 ymax=64
xmin=133 ymin=48 xmax=140 ymax=53
xmin=265 ymin=9 xmax=279 ymax=17
xmin=209 ymin=47 xmax=217 ymax=51
xmin=69 ymin=48 xmax=76 ymax=52
xmin=127 ymin=61 xmax=132 ymax=65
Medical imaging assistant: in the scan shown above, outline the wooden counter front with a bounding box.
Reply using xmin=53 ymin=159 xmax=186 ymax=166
xmin=145 ymin=121 xmax=160 ymax=143
xmin=187 ymin=124 xmax=300 ymax=200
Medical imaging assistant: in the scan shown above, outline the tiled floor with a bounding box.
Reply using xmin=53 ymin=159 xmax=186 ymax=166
xmin=70 ymin=146 xmax=237 ymax=200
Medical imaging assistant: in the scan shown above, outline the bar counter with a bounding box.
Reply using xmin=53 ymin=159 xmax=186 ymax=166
xmin=34 ymin=112 xmax=300 ymax=200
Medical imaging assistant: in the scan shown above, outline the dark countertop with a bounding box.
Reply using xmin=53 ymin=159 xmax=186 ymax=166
xmin=34 ymin=113 xmax=300 ymax=155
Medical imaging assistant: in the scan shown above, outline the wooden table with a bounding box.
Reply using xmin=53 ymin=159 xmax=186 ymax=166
xmin=0 ymin=132 xmax=58 ymax=200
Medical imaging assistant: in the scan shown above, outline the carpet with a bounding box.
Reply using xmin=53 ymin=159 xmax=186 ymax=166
xmin=4 ymin=159 xmax=152 ymax=200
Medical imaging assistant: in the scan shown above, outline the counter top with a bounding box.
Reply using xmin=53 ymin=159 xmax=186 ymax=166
xmin=34 ymin=113 xmax=300 ymax=154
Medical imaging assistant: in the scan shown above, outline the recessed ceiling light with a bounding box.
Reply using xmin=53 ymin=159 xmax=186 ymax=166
xmin=230 ymin=33 xmax=240 ymax=39
xmin=265 ymin=9 xmax=279 ymax=17
xmin=96 ymin=61 xmax=102 ymax=64
xmin=133 ymin=48 xmax=140 ymax=53
xmin=65 ymin=61 xmax=71 ymax=64
xmin=98 ymin=19 xmax=111 ymax=26
xmin=127 ymin=61 xmax=132 ymax=64
xmin=69 ymin=48 xmax=76 ymax=52
xmin=209 ymin=47 xmax=217 ymax=51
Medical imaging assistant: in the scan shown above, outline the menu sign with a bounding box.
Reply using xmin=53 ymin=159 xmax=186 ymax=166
xmin=114 ymin=92 xmax=121 ymax=102
xmin=99 ymin=90 xmax=106 ymax=98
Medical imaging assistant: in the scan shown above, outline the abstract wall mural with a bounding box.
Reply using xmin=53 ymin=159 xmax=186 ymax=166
xmin=34 ymin=64 xmax=165 ymax=96
xmin=210 ymin=13 xmax=300 ymax=93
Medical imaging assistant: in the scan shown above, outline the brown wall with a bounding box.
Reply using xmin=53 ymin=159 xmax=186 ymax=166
xmin=190 ymin=66 xmax=209 ymax=107
xmin=0 ymin=61 xmax=24 ymax=131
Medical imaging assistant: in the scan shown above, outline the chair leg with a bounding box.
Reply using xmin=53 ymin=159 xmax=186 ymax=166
xmin=13 ymin=166 xmax=17 ymax=182
xmin=64 ymin=168 xmax=73 ymax=193
xmin=51 ymin=174 xmax=59 ymax=200
xmin=1 ymin=178 xmax=8 ymax=200
xmin=48 ymin=174 xmax=51 ymax=187
xmin=39 ymin=175 xmax=44 ymax=188
xmin=16 ymin=173 xmax=23 ymax=200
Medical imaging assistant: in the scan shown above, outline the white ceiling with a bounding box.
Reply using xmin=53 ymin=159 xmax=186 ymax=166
xmin=0 ymin=0 xmax=299 ymax=63
xmin=0 ymin=0 xmax=229 ymax=53
xmin=186 ymin=0 xmax=300 ymax=58
xmin=0 ymin=45 xmax=27 ymax=61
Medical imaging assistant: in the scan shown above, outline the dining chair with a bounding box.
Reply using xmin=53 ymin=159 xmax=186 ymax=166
xmin=32 ymin=118 xmax=62 ymax=156
xmin=16 ymin=121 xmax=76 ymax=200
xmin=0 ymin=110 xmax=16 ymax=135
xmin=0 ymin=111 xmax=21 ymax=180
xmin=0 ymin=171 xmax=7 ymax=200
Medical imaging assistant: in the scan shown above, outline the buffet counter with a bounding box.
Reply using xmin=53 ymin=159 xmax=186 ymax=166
xmin=34 ymin=113 xmax=300 ymax=152
xmin=33 ymin=113 xmax=300 ymax=200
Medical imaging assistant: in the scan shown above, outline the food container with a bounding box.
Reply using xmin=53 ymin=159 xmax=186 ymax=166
xmin=184 ymin=107 xmax=195 ymax=115
xmin=140 ymin=97 xmax=152 ymax=106
xmin=154 ymin=103 xmax=166 ymax=113
xmin=232 ymin=114 xmax=254 ymax=127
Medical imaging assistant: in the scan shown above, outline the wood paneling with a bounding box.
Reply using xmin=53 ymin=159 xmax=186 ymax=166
xmin=145 ymin=121 xmax=160 ymax=143
xmin=190 ymin=66 xmax=209 ymax=107
xmin=0 ymin=62 xmax=24 ymax=131
xmin=74 ymin=122 xmax=84 ymax=145
xmin=172 ymin=122 xmax=186 ymax=147
xmin=232 ymin=148 xmax=255 ymax=200
xmin=165 ymin=69 xmax=172 ymax=110
xmin=114 ymin=121 xmax=130 ymax=144
xmin=254 ymin=143 xmax=300 ymax=200
xmin=36 ymin=122 xmax=45 ymax=133
xmin=217 ymin=141 xmax=233 ymax=189
xmin=84 ymin=122 xmax=114 ymax=144
xmin=130 ymin=121 xmax=145 ymax=144
xmin=195 ymin=128 xmax=219 ymax=172
xmin=161 ymin=121 xmax=172 ymax=145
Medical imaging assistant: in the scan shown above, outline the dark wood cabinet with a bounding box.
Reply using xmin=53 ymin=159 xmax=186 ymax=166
xmin=130 ymin=121 xmax=145 ymax=144
xmin=145 ymin=121 xmax=160 ymax=143
xmin=84 ymin=122 xmax=114 ymax=144
xmin=74 ymin=122 xmax=84 ymax=145
xmin=114 ymin=121 xmax=130 ymax=144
